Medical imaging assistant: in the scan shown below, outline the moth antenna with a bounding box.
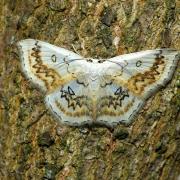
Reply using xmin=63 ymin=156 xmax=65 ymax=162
xmin=71 ymin=44 xmax=81 ymax=56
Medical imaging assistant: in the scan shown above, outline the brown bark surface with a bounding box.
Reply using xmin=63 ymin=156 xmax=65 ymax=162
xmin=0 ymin=0 xmax=180 ymax=179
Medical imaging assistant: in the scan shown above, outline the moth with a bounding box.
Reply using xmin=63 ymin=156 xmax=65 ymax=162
xmin=17 ymin=39 xmax=179 ymax=127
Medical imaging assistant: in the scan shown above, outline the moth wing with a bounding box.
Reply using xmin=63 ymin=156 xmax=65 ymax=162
xmin=17 ymin=39 xmax=84 ymax=92
xmin=95 ymin=49 xmax=179 ymax=126
xmin=96 ymin=83 xmax=144 ymax=126
xmin=106 ymin=49 xmax=179 ymax=99
xmin=45 ymin=79 xmax=93 ymax=126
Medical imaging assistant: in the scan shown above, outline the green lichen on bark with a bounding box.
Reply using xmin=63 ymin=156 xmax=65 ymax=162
xmin=0 ymin=0 xmax=180 ymax=179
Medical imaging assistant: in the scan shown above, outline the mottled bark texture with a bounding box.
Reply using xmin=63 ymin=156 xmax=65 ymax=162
xmin=0 ymin=0 xmax=180 ymax=179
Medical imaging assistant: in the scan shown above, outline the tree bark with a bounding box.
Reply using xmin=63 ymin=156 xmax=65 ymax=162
xmin=0 ymin=0 xmax=180 ymax=179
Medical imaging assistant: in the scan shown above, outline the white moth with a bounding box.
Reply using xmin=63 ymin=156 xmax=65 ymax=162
xmin=17 ymin=39 xmax=179 ymax=127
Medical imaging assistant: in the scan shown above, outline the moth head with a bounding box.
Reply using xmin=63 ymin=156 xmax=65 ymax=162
xmin=85 ymin=58 xmax=106 ymax=64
